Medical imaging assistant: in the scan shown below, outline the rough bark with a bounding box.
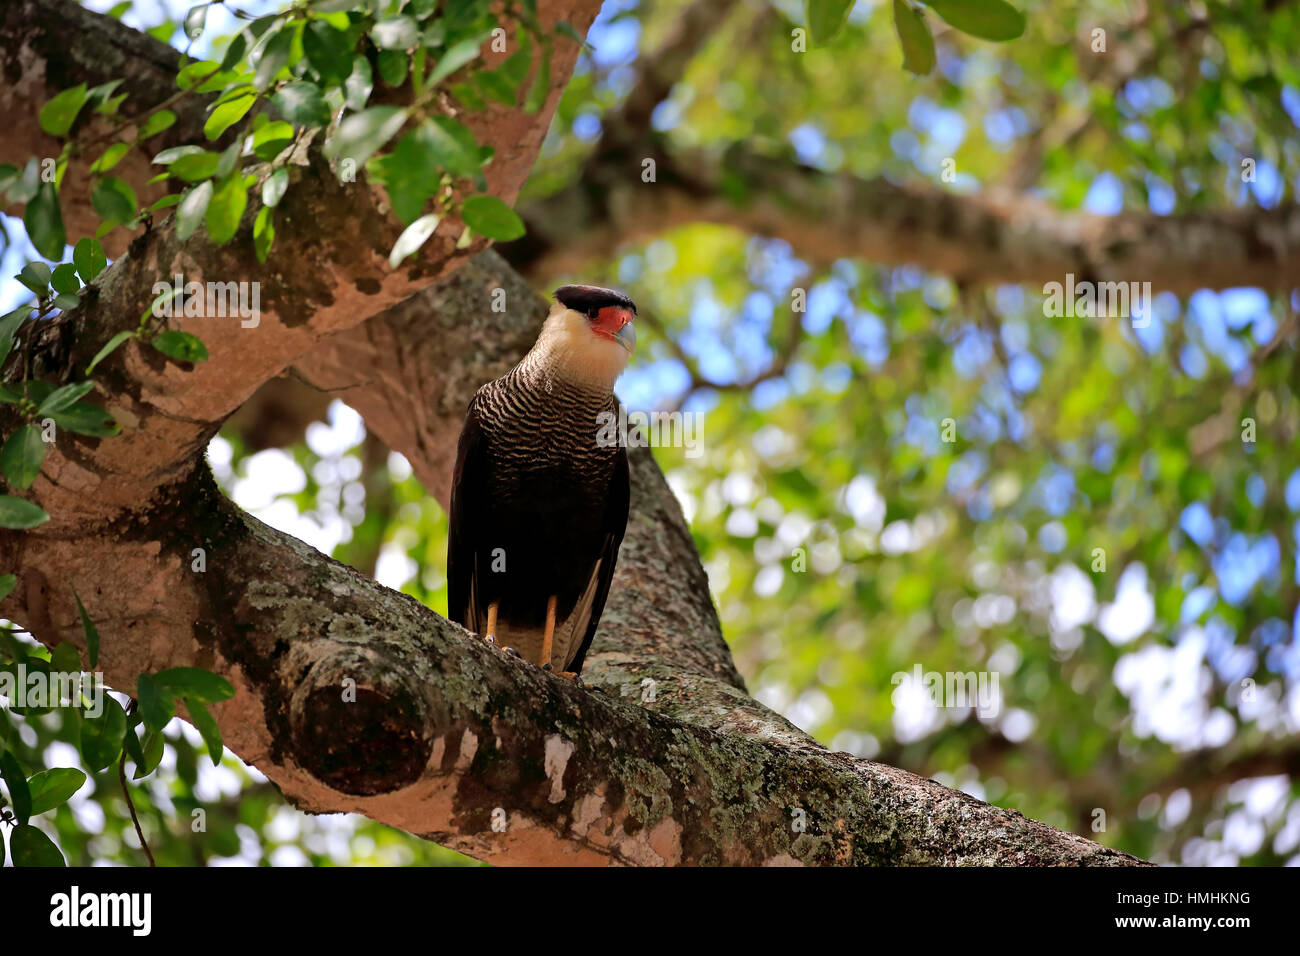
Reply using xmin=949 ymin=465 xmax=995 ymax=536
xmin=0 ymin=0 xmax=1152 ymax=865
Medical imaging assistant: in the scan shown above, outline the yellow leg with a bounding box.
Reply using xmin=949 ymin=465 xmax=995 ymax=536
xmin=540 ymin=595 xmax=557 ymax=668
xmin=485 ymin=602 xmax=498 ymax=642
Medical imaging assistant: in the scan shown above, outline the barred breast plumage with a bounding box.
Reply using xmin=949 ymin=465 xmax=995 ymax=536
xmin=446 ymin=286 xmax=635 ymax=678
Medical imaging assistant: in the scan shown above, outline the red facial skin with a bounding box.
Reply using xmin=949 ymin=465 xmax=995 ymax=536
xmin=590 ymin=306 xmax=635 ymax=343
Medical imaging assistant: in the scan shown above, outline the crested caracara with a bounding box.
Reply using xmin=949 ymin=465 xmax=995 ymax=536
xmin=447 ymin=285 xmax=637 ymax=682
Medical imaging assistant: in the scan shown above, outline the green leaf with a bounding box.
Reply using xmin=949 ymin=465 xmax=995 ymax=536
xmin=50 ymin=262 xmax=80 ymax=295
xmin=377 ymin=49 xmax=408 ymax=87
xmin=54 ymin=292 xmax=80 ymax=313
xmin=136 ymin=673 xmax=174 ymax=731
xmin=924 ymin=0 xmax=1025 ymax=41
xmin=85 ymin=330 xmax=135 ymax=375
xmin=80 ymin=695 xmax=128 ymax=772
xmin=221 ymin=30 xmax=249 ymax=71
xmin=474 ymin=70 xmax=516 ymax=106
xmin=177 ymin=60 xmax=220 ymax=91
xmin=272 ymin=82 xmax=331 ymax=127
xmin=96 ymin=91 xmax=129 ymax=118
xmin=461 ymin=194 xmax=525 ymax=241
xmin=893 ymin=0 xmax=936 ymax=74
xmin=90 ymin=142 xmax=131 ymax=174
xmin=371 ymin=16 xmax=418 ymax=50
xmin=450 ymin=80 xmax=486 ymax=111
xmin=49 ymin=402 xmax=119 ymax=438
xmin=0 ymin=495 xmax=49 ymax=529
xmin=72 ymin=590 xmax=99 ymax=668
xmin=1 ymin=426 xmax=46 ymax=490
xmin=262 ymin=167 xmax=289 ymax=208
xmin=372 ymin=129 xmax=437 ymax=223
xmin=806 ymin=0 xmax=854 ymax=43
xmin=251 ymin=120 xmax=295 ymax=149
xmin=73 ymin=238 xmax=107 ymax=284
xmin=6 ymin=158 xmax=42 ymax=203
xmin=49 ymin=640 xmax=81 ymax=677
xmin=428 ymin=37 xmax=482 ymax=88
xmin=27 ymin=768 xmax=87 ymax=815
xmin=134 ymin=727 xmax=164 ymax=778
xmin=344 ymin=55 xmax=374 ymax=112
xmin=154 ymin=667 xmax=234 ymax=702
xmin=0 ymin=307 xmax=32 ymax=368
xmin=425 ymin=116 xmax=483 ymax=178
xmin=176 ymin=180 xmax=214 ymax=241
xmin=304 ymin=20 xmax=354 ymax=85
xmin=10 ymin=824 xmax=64 ymax=866
xmin=37 ymin=381 xmax=94 ymax=415
xmin=152 ymin=144 xmax=204 ymax=165
xmin=204 ymin=174 xmax=247 ymax=243
xmin=497 ymin=45 xmax=533 ymax=89
xmin=204 ymin=89 xmax=257 ymax=140
xmin=25 ymin=182 xmax=66 ymax=260
xmin=343 ymin=54 xmax=374 ymax=111
xmin=151 ymin=330 xmax=209 ymax=363
xmin=0 ymin=573 xmax=15 ymax=603
xmin=39 ymin=83 xmax=89 ymax=137
xmin=254 ymin=24 xmax=295 ymax=91
xmin=1 ymin=750 xmax=31 ymax=823
xmin=91 ymin=175 xmax=137 ymax=226
xmin=254 ymin=205 xmax=276 ymax=262
xmin=389 ymin=213 xmax=440 ymax=267
xmin=122 ymin=722 xmax=145 ymax=768
xmin=87 ymin=79 xmax=124 ymax=112
xmin=185 ymin=698 xmax=224 ymax=764
xmin=169 ymin=150 xmax=221 ymax=181
xmin=18 ymin=261 xmax=51 ymax=296
xmin=138 ymin=109 xmax=177 ymax=140
xmin=324 ymin=106 xmax=407 ymax=167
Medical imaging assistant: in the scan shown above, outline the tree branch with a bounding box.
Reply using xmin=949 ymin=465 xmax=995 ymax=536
xmin=503 ymin=134 xmax=1300 ymax=295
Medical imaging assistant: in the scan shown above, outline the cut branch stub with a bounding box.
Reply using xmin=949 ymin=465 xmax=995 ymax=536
xmin=288 ymin=644 xmax=439 ymax=796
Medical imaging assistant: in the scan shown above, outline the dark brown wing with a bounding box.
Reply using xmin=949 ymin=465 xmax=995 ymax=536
xmin=447 ymin=393 xmax=485 ymax=631
xmin=564 ymin=444 xmax=630 ymax=674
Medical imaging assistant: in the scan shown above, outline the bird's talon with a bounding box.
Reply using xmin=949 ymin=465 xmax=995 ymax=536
xmin=484 ymin=635 xmax=495 ymax=644
xmin=543 ymin=662 xmax=552 ymax=671
xmin=557 ymin=671 xmax=586 ymax=687
xmin=504 ymin=646 xmax=520 ymax=658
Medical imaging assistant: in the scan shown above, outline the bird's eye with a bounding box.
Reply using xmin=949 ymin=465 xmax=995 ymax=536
xmin=587 ymin=308 xmax=599 ymax=320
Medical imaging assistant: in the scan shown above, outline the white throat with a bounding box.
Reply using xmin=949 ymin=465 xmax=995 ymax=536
xmin=526 ymin=304 xmax=631 ymax=390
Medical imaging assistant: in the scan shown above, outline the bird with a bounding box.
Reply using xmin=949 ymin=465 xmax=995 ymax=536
xmin=446 ymin=284 xmax=636 ymax=683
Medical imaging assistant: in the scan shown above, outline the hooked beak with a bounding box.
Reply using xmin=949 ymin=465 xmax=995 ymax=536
xmin=593 ymin=305 xmax=637 ymax=353
xmin=614 ymin=320 xmax=636 ymax=353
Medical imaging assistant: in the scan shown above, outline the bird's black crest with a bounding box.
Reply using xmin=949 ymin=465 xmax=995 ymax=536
xmin=554 ymin=285 xmax=637 ymax=316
